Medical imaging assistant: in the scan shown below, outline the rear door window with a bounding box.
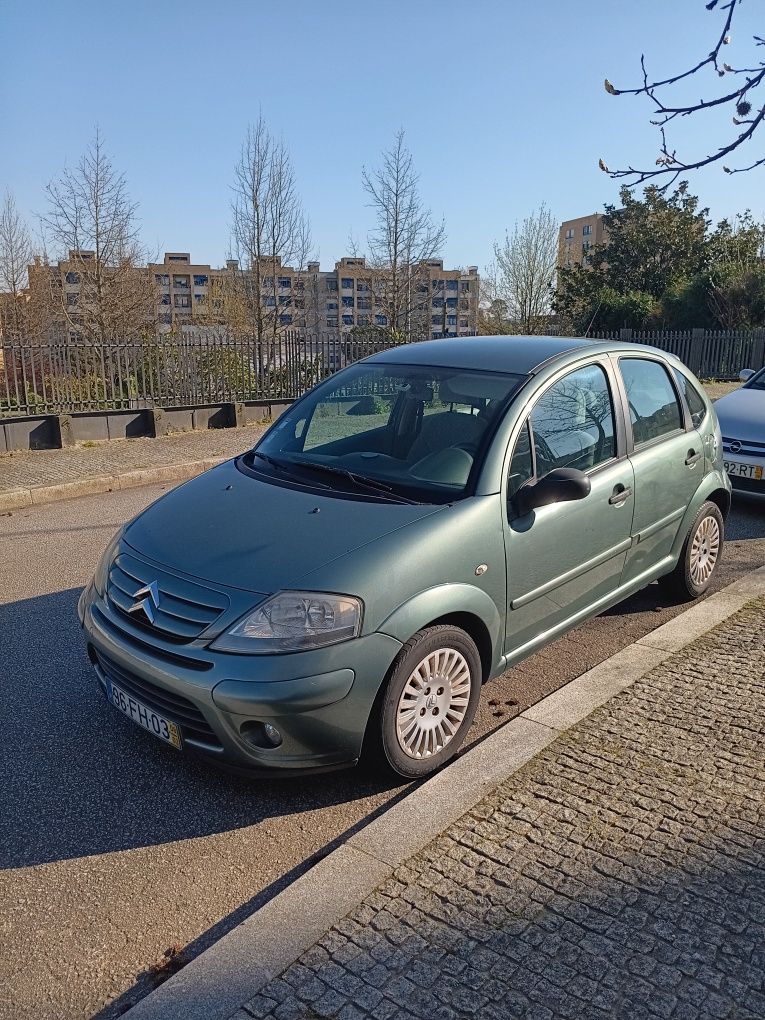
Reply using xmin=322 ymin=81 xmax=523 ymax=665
xmin=673 ymin=369 xmax=707 ymax=428
xmin=620 ymin=358 xmax=683 ymax=447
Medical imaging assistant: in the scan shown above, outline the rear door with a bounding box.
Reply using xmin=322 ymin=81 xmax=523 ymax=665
xmin=614 ymin=355 xmax=703 ymax=586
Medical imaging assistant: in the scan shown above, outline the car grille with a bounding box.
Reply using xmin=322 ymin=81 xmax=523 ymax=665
xmin=95 ymin=649 xmax=222 ymax=748
xmin=722 ymin=436 xmax=765 ymax=458
xmin=107 ymin=552 xmax=229 ymax=643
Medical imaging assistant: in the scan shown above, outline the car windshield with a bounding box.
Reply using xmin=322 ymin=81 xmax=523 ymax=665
xmin=743 ymin=367 xmax=765 ymax=390
xmin=249 ymin=362 xmax=524 ymax=502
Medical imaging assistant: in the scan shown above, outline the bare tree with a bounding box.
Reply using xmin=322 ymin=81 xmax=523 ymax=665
xmin=231 ymin=115 xmax=312 ymax=344
xmin=362 ymin=130 xmax=446 ymax=339
xmin=491 ymin=205 xmax=558 ymax=334
xmin=0 ymin=191 xmax=33 ymax=341
xmin=43 ymin=129 xmax=155 ymax=342
xmin=600 ymin=0 xmax=765 ymax=186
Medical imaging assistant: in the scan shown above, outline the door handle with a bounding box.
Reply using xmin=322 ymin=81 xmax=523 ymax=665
xmin=685 ymin=449 xmax=701 ymax=466
xmin=608 ymin=484 xmax=632 ymax=506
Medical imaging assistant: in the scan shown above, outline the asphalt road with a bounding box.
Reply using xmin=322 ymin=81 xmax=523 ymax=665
xmin=1 ymin=483 xmax=763 ymax=1020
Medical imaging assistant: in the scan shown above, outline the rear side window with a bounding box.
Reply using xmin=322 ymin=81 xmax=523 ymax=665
xmin=620 ymin=358 xmax=683 ymax=447
xmin=673 ymin=369 xmax=707 ymax=428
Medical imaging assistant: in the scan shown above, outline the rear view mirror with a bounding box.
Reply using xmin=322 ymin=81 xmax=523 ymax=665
xmin=513 ymin=467 xmax=591 ymax=517
xmin=739 ymin=368 xmax=755 ymax=383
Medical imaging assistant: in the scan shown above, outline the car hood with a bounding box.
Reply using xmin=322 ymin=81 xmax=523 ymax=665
xmin=714 ymin=388 xmax=765 ymax=442
xmin=123 ymin=458 xmax=444 ymax=594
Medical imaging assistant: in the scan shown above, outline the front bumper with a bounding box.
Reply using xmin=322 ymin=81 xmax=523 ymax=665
xmin=78 ymin=583 xmax=402 ymax=774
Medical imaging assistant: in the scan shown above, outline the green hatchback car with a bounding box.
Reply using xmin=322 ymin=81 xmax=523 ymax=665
xmin=79 ymin=336 xmax=731 ymax=779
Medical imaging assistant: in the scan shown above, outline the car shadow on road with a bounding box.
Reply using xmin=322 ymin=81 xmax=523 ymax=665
xmin=1 ymin=587 xmax=407 ymax=873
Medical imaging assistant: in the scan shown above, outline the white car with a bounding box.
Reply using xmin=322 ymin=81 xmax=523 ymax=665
xmin=715 ymin=367 xmax=765 ymax=495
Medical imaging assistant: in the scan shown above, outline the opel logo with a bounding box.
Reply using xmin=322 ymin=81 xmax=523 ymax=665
xmin=128 ymin=580 xmax=161 ymax=624
xmin=729 ymin=440 xmax=742 ymax=454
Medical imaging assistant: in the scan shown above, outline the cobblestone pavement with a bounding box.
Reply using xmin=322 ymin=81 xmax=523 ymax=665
xmin=233 ymin=599 xmax=765 ymax=1020
xmin=0 ymin=424 xmax=267 ymax=491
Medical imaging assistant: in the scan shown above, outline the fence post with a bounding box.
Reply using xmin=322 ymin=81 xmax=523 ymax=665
xmin=51 ymin=414 xmax=75 ymax=449
xmin=148 ymin=407 xmax=169 ymax=437
xmin=225 ymin=401 xmax=245 ymax=428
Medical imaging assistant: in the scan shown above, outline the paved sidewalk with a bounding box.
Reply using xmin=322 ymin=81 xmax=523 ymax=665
xmin=231 ymin=599 xmax=765 ymax=1020
xmin=0 ymin=424 xmax=267 ymax=493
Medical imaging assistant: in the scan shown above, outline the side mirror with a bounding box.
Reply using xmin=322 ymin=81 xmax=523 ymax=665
xmin=513 ymin=467 xmax=591 ymax=517
xmin=739 ymin=368 xmax=755 ymax=383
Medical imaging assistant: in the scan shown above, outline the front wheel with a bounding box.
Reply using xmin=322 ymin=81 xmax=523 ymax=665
xmin=660 ymin=501 xmax=724 ymax=601
xmin=367 ymin=625 xmax=482 ymax=780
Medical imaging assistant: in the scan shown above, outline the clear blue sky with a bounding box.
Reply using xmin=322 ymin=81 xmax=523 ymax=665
xmin=2 ymin=0 xmax=763 ymax=272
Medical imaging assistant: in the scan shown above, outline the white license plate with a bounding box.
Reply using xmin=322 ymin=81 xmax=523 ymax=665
xmin=724 ymin=460 xmax=763 ymax=479
xmin=107 ymin=680 xmax=183 ymax=749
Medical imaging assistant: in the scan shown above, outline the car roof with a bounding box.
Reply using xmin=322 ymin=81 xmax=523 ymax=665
xmin=365 ymin=334 xmax=680 ymax=377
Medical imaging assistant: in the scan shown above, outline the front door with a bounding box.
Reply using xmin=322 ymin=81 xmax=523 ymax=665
xmin=503 ymin=360 xmax=634 ymax=661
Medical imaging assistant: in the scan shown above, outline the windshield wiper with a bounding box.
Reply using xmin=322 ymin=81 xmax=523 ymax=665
xmin=249 ymin=450 xmax=291 ymax=474
xmin=287 ymin=459 xmax=421 ymax=504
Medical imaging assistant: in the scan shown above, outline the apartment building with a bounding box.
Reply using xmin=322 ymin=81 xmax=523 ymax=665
xmin=558 ymin=213 xmax=607 ymax=270
xmin=23 ymin=251 xmax=479 ymax=340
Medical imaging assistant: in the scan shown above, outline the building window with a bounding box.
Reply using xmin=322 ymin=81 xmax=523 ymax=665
xmin=263 ymin=295 xmax=276 ymax=307
xmin=582 ymin=241 xmax=591 ymax=254
xmin=173 ymin=276 xmax=190 ymax=289
xmin=446 ymin=297 xmax=457 ymax=308
xmin=174 ymin=294 xmax=190 ymax=308
xmin=460 ymin=318 xmax=469 ymax=328
xmin=565 ymin=228 xmax=574 ymax=240
xmin=158 ymin=312 xmax=172 ymax=324
xmin=447 ymin=314 xmax=457 ymax=326
xmin=326 ymin=279 xmax=338 ymax=292
xmin=432 ymin=331 xmax=443 ymax=339
xmin=357 ymin=315 xmax=370 ymax=326
xmin=65 ymin=271 xmax=80 ymax=285
xmin=432 ymin=315 xmax=441 ymax=325
xmin=460 ymin=281 xmax=471 ymax=293
xmin=159 ymin=294 xmax=171 ymax=305
xmin=262 ymin=276 xmax=274 ymax=288
xmin=155 ymin=273 xmax=169 ymax=286
xmin=279 ymin=296 xmax=292 ymax=306
xmin=66 ymin=293 xmax=78 ymax=306
xmin=327 ymin=301 xmax=338 ymax=311
xmin=445 ymin=280 xmax=458 ymax=291
xmin=342 ymin=295 xmax=354 ymax=307
xmin=193 ymin=274 xmax=208 ymax=287
xmin=357 ymin=297 xmax=371 ymax=310
xmin=341 ymin=278 xmax=353 ymax=289
xmin=432 ymin=279 xmax=445 ymax=291
xmin=279 ymin=313 xmax=293 ymax=324
xmin=356 ymin=281 xmax=369 ymax=293
xmin=432 ymin=297 xmax=444 ymax=308
xmin=168 ymin=254 xmax=188 ymax=262
xmin=327 ymin=316 xmax=338 ymax=327
xmin=194 ymin=293 xmax=206 ymax=302
xmin=582 ymin=224 xmax=592 ymax=236
xmin=342 ymin=314 xmax=354 ymax=325
xmin=375 ymin=314 xmax=387 ymax=326
xmin=278 ymin=276 xmax=291 ymax=288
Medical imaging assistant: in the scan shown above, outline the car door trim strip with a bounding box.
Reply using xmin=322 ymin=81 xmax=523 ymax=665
xmin=510 ymin=537 xmax=633 ymax=611
xmin=636 ymin=506 xmax=686 ymax=544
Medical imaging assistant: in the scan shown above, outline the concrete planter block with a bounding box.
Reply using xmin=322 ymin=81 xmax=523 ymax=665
xmin=5 ymin=417 xmax=56 ymax=451
xmin=148 ymin=407 xmax=169 ymax=438
xmin=107 ymin=411 xmax=149 ymax=440
xmin=52 ymin=414 xmax=76 ymax=448
xmin=70 ymin=415 xmax=110 ymax=443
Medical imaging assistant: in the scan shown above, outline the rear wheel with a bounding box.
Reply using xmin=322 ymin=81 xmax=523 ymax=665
xmin=660 ymin=501 xmax=724 ymax=601
xmin=367 ymin=625 xmax=482 ymax=779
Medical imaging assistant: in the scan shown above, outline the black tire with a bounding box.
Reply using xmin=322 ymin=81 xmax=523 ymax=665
xmin=365 ymin=625 xmax=482 ymax=780
xmin=659 ymin=500 xmax=724 ymax=602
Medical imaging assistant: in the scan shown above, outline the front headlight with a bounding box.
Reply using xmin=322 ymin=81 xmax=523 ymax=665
xmin=93 ymin=528 xmax=124 ymax=596
xmin=211 ymin=591 xmax=363 ymax=654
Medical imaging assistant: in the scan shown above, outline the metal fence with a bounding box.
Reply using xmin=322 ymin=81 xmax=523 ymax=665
xmin=2 ymin=327 xmax=764 ymax=419
xmin=0 ymin=330 xmax=410 ymax=417
xmin=590 ymin=328 xmax=765 ymax=379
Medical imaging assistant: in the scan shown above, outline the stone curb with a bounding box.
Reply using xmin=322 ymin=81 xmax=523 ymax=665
xmin=0 ymin=458 xmax=227 ymax=512
xmin=126 ymin=565 xmax=765 ymax=1020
